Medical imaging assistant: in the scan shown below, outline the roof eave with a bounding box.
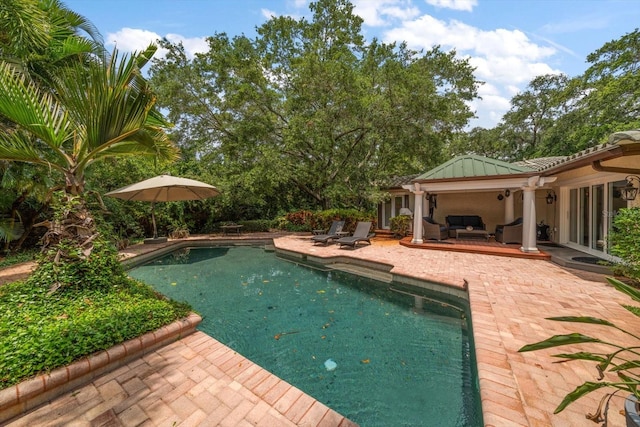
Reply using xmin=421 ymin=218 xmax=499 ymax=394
xmin=539 ymin=146 xmax=623 ymax=176
xmin=412 ymin=172 xmax=537 ymax=184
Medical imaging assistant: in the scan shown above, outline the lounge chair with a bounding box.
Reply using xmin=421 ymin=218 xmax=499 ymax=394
xmin=495 ymin=217 xmax=523 ymax=244
xmin=423 ymin=217 xmax=448 ymax=241
xmin=336 ymin=221 xmax=374 ymax=248
xmin=311 ymin=220 xmax=345 ymax=245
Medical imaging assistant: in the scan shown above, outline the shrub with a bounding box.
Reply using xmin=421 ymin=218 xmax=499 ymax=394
xmin=275 ymin=208 xmax=377 ymax=233
xmin=608 ymin=207 xmax=640 ymax=281
xmin=274 ymin=210 xmax=313 ymax=231
xmin=27 ymin=238 xmax=125 ymax=293
xmin=390 ymin=215 xmax=412 ymax=237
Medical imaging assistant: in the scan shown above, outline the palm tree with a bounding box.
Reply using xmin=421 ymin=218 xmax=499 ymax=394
xmin=0 ymin=0 xmax=106 ymax=252
xmin=0 ymin=44 xmax=179 ymax=270
xmin=0 ymin=0 xmax=105 ymax=83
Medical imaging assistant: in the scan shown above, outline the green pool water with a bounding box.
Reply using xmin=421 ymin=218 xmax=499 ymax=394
xmin=128 ymin=246 xmax=483 ymax=426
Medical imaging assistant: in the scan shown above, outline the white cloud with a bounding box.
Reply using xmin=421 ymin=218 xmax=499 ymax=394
xmin=261 ymin=8 xmax=277 ymax=19
xmin=382 ymin=14 xmax=562 ymax=127
xmin=425 ymin=0 xmax=477 ymax=12
xmin=290 ymin=0 xmax=308 ymax=9
xmin=353 ymin=0 xmax=420 ymax=27
xmin=164 ymin=34 xmax=209 ymax=58
xmin=106 ymin=28 xmax=208 ymax=60
xmin=106 ymin=28 xmax=162 ymax=53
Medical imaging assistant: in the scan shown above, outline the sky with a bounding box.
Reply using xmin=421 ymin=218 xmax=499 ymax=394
xmin=63 ymin=0 xmax=640 ymax=129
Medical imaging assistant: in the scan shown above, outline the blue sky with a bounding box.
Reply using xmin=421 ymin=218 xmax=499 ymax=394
xmin=63 ymin=0 xmax=640 ymax=128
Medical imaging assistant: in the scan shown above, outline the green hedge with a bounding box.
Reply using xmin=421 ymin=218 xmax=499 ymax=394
xmin=609 ymin=207 xmax=640 ymax=281
xmin=275 ymin=209 xmax=376 ymax=233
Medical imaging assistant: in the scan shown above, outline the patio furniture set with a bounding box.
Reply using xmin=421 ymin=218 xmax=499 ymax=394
xmin=423 ymin=215 xmax=523 ymax=244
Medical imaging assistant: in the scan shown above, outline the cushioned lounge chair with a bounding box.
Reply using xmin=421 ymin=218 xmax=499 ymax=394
xmin=336 ymin=221 xmax=374 ymax=248
xmin=423 ymin=217 xmax=448 ymax=241
xmin=495 ymin=217 xmax=523 ymax=244
xmin=311 ymin=220 xmax=345 ymax=245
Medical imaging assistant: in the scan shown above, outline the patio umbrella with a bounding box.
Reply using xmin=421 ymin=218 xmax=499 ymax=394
xmin=105 ymin=175 xmax=220 ymax=239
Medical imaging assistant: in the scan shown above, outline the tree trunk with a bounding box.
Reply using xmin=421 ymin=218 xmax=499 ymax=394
xmin=39 ymin=191 xmax=98 ymax=262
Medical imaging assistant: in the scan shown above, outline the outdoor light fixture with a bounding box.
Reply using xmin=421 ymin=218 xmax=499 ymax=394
xmin=621 ymin=175 xmax=640 ymax=201
xmin=546 ymin=190 xmax=557 ymax=205
xmin=505 ymin=189 xmax=511 ymax=197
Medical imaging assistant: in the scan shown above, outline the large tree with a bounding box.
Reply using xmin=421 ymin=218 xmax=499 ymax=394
xmin=0 ymin=45 xmax=178 ymax=277
xmin=150 ymin=0 xmax=479 ymax=211
xmin=490 ymin=28 xmax=640 ymax=161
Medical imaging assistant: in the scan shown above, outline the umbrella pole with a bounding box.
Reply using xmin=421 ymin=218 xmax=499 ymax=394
xmin=151 ymin=202 xmax=158 ymax=239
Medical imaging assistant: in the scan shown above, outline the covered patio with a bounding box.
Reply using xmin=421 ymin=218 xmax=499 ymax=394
xmin=405 ymin=155 xmax=555 ymax=254
xmin=379 ymin=130 xmax=640 ymax=261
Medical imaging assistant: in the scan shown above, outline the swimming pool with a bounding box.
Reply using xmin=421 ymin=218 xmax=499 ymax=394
xmin=129 ymin=246 xmax=483 ymax=426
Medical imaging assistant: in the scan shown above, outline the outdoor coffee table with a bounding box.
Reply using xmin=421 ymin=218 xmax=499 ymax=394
xmin=455 ymin=229 xmax=490 ymax=241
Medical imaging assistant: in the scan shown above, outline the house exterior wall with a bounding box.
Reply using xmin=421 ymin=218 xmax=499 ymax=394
xmin=547 ymin=151 xmax=640 ymax=256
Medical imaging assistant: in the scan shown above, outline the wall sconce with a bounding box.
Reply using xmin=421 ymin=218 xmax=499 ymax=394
xmin=546 ymin=190 xmax=557 ymax=204
xmin=504 ymin=189 xmax=511 ymax=197
xmin=621 ymin=175 xmax=640 ymax=201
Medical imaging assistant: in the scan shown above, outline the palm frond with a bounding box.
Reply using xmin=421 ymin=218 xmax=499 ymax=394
xmin=0 ymin=62 xmax=74 ymax=152
xmin=0 ymin=128 xmax=65 ymax=172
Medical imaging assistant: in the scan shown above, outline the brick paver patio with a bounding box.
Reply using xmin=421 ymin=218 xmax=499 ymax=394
xmin=3 ymin=233 xmax=638 ymax=426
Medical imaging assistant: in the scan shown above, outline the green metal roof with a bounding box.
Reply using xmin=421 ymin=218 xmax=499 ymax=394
xmin=416 ymin=155 xmax=534 ymax=180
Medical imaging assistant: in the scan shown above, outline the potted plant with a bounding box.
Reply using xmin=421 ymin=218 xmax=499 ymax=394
xmin=519 ymin=277 xmax=640 ymax=425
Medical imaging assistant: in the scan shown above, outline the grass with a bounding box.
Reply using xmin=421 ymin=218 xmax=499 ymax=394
xmin=0 ymin=275 xmax=191 ymax=389
xmin=0 ymin=249 xmax=37 ymax=269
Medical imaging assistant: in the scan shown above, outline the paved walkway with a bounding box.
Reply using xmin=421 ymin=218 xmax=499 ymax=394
xmin=2 ymin=234 xmax=639 ymax=426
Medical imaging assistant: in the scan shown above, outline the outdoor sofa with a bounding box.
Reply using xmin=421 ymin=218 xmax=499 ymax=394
xmin=445 ymin=215 xmax=485 ymax=238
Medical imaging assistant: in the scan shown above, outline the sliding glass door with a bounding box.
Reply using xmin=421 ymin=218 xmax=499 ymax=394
xmin=567 ymin=180 xmax=628 ymax=255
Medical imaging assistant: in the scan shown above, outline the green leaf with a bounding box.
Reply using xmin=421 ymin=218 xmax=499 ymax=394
xmin=546 ymin=316 xmax=617 ymax=328
xmin=612 ymin=360 xmax=640 ymax=372
xmin=519 ymin=333 xmax=601 ymax=352
xmin=607 ymin=277 xmax=640 ymax=304
xmin=552 ymin=352 xmax=607 ymax=363
xmin=554 ymin=382 xmax=611 ymax=413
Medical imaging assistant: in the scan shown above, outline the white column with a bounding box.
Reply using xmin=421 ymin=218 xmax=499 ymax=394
xmin=504 ymin=191 xmax=514 ymax=223
xmin=412 ymin=188 xmax=425 ymax=244
xmin=520 ymin=187 xmax=539 ymax=253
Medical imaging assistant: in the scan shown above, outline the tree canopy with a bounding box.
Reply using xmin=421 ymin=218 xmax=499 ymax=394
xmin=469 ymin=28 xmax=640 ymax=161
xmin=149 ymin=0 xmax=479 ymax=211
